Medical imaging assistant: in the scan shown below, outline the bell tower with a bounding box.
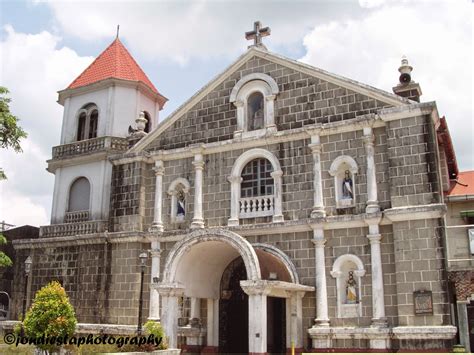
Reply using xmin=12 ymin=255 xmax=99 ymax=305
xmin=46 ymin=37 xmax=167 ymax=229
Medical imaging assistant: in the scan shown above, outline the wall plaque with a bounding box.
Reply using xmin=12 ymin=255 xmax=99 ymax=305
xmin=414 ymin=290 xmax=433 ymax=315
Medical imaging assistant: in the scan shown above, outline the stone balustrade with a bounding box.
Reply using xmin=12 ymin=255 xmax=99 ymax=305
xmin=239 ymin=195 xmax=274 ymax=218
xmin=40 ymin=220 xmax=107 ymax=238
xmin=64 ymin=210 xmax=89 ymax=223
xmin=52 ymin=136 xmax=128 ymax=159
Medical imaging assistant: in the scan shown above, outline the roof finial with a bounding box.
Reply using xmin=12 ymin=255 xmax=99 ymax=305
xmin=245 ymin=21 xmax=271 ymax=50
xmin=116 ymin=25 xmax=120 ymax=39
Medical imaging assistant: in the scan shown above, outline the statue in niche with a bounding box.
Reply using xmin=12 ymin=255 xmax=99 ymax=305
xmin=252 ymin=101 xmax=264 ymax=130
xmin=341 ymin=170 xmax=354 ymax=199
xmin=176 ymin=189 xmax=185 ymax=220
xmin=345 ymin=271 xmax=358 ymax=304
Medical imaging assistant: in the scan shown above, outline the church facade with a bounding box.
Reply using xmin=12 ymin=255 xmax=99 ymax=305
xmin=11 ymin=24 xmax=459 ymax=353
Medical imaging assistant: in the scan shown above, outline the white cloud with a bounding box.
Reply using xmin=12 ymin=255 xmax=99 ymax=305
xmin=300 ymin=0 xmax=473 ymax=170
xmin=44 ymin=0 xmax=364 ymax=64
xmin=0 ymin=26 xmax=94 ymax=226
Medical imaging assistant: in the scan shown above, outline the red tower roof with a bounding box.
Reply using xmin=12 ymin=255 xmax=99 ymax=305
xmin=67 ymin=38 xmax=160 ymax=95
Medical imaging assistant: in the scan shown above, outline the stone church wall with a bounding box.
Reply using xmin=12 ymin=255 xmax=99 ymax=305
xmin=11 ymin=241 xmax=151 ymax=325
xmin=386 ymin=115 xmax=441 ymax=207
xmin=146 ymin=57 xmax=390 ymax=152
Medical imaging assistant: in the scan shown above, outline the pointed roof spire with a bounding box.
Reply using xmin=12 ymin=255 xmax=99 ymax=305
xmin=67 ymin=36 xmax=165 ymax=106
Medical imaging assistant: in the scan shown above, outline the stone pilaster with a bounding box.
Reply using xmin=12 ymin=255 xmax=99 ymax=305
xmin=363 ymin=127 xmax=380 ymax=213
xmin=228 ymin=176 xmax=243 ymax=226
xmin=148 ymin=243 xmax=161 ymax=320
xmin=155 ymin=285 xmax=184 ymax=349
xmin=309 ymin=133 xmax=325 ymax=217
xmin=311 ymin=226 xmax=330 ymax=327
xmin=191 ymin=154 xmax=205 ymax=229
xmin=241 ymin=283 xmax=270 ymax=354
xmin=366 ymin=217 xmax=387 ymax=327
xmin=151 ymin=160 xmax=164 ymax=232
xmin=270 ymin=170 xmax=284 ymax=223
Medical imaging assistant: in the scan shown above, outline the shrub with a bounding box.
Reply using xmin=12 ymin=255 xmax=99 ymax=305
xmin=23 ymin=281 xmax=77 ymax=352
xmin=144 ymin=320 xmax=167 ymax=350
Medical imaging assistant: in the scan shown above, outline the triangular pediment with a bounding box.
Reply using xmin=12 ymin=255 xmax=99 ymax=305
xmin=131 ymin=47 xmax=410 ymax=153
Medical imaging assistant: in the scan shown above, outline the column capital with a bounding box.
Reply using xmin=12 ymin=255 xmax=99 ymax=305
xmin=233 ymin=99 xmax=244 ymax=107
xmin=227 ymin=175 xmax=243 ymax=184
xmin=240 ymin=280 xmax=271 ymax=296
xmin=363 ymin=133 xmax=375 ymax=147
xmin=155 ymin=283 xmax=185 ymax=297
xmin=193 ymin=155 xmax=205 ymax=170
xmin=309 ymin=142 xmax=322 ymax=155
xmin=153 ymin=161 xmax=165 ymax=176
xmin=367 ymin=233 xmax=382 ymax=244
xmin=265 ymin=94 xmax=277 ymax=101
xmin=270 ymin=170 xmax=283 ymax=178
xmin=149 ymin=249 xmax=162 ymax=258
xmin=312 ymin=237 xmax=326 ymax=247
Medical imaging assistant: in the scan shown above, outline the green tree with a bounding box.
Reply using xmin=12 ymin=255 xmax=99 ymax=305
xmin=0 ymin=86 xmax=27 ymax=180
xmin=0 ymin=233 xmax=12 ymax=267
xmin=23 ymin=281 xmax=77 ymax=352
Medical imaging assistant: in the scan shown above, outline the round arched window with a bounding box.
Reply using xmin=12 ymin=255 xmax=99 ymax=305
xmin=240 ymin=158 xmax=274 ymax=198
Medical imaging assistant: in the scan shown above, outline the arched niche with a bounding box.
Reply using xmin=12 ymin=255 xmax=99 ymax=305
xmin=167 ymin=178 xmax=191 ymax=223
xmin=65 ymin=176 xmax=91 ymax=223
xmin=329 ymin=155 xmax=358 ymax=209
xmin=229 ymin=73 xmax=279 ymax=139
xmin=330 ymin=254 xmax=366 ymax=318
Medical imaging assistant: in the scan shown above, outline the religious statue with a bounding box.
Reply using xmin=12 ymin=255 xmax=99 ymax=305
xmin=342 ymin=170 xmax=354 ymax=199
xmin=346 ymin=271 xmax=358 ymax=304
xmin=252 ymin=101 xmax=264 ymax=130
xmin=176 ymin=190 xmax=185 ymax=220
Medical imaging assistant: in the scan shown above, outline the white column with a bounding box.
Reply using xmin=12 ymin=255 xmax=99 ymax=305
xmin=234 ymin=100 xmax=244 ymax=137
xmin=190 ymin=297 xmax=200 ymax=321
xmin=309 ymin=133 xmax=325 ymax=217
xmin=191 ymin=154 xmax=205 ymax=229
xmin=366 ymin=221 xmax=387 ymax=327
xmin=264 ymin=94 xmax=277 ymax=132
xmin=151 ymin=160 xmax=164 ymax=232
xmin=287 ymin=292 xmax=305 ymax=350
xmin=271 ymin=170 xmax=284 ymax=223
xmin=148 ymin=241 xmax=161 ymax=320
xmin=206 ymin=298 xmax=219 ymax=348
xmin=363 ymin=127 xmax=379 ymax=213
xmin=312 ymin=226 xmax=330 ymax=326
xmin=228 ymin=176 xmax=242 ymax=226
xmin=156 ymin=286 xmax=184 ymax=349
xmin=247 ymin=291 xmax=268 ymax=354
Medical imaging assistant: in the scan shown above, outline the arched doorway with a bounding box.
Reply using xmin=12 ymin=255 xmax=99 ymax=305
xmin=219 ymin=256 xmax=249 ymax=353
xmin=155 ymin=229 xmax=313 ymax=353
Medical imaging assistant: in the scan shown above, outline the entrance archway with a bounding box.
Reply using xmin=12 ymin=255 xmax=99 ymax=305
xmin=155 ymin=228 xmax=314 ymax=353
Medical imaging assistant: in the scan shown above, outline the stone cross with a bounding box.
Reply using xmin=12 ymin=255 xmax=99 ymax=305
xmin=245 ymin=21 xmax=271 ymax=48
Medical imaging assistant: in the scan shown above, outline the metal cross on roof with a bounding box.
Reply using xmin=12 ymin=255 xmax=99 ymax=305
xmin=245 ymin=21 xmax=271 ymax=49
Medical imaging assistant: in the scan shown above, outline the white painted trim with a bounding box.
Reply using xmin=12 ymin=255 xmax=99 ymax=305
xmin=229 ymin=73 xmax=279 ymax=102
xmin=162 ymin=228 xmax=262 ymax=283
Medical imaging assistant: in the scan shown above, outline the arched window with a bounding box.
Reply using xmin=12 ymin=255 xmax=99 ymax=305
xmin=247 ymin=92 xmax=264 ymax=131
xmin=228 ymin=148 xmax=284 ymax=226
xmin=143 ymin=111 xmax=152 ymax=133
xmin=76 ymin=103 xmax=99 ymax=141
xmin=65 ymin=177 xmax=91 ymax=223
xmin=241 ymin=158 xmax=274 ymax=198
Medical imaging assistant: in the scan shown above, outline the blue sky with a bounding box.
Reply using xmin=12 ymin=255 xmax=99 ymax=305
xmin=0 ymin=0 xmax=472 ymax=227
